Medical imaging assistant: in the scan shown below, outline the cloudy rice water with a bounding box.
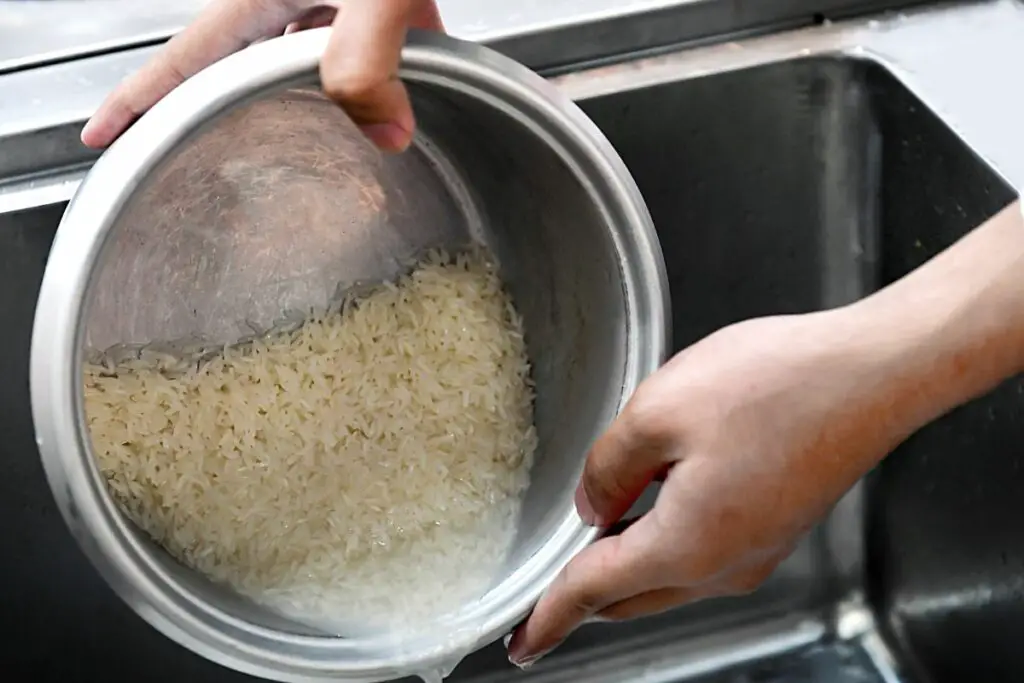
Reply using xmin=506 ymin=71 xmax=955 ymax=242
xmin=83 ymin=248 xmax=537 ymax=635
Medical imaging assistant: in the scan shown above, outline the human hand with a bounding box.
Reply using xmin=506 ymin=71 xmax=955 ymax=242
xmin=507 ymin=200 xmax=1024 ymax=668
xmin=506 ymin=309 xmax=902 ymax=666
xmin=81 ymin=0 xmax=444 ymax=152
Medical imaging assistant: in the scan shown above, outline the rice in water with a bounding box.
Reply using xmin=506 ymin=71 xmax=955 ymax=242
xmin=84 ymin=248 xmax=536 ymax=633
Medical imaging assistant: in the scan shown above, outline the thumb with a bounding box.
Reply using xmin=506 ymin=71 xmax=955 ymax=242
xmin=576 ymin=390 xmax=679 ymax=526
xmin=506 ymin=514 xmax=662 ymax=667
xmin=321 ymin=0 xmax=441 ymax=152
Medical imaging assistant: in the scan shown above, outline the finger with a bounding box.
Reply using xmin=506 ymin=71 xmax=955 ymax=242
xmin=82 ymin=0 xmax=300 ymax=148
xmin=285 ymin=5 xmax=338 ymax=33
xmin=613 ymin=550 xmax=787 ymax=627
xmin=724 ymin=558 xmax=781 ymax=596
xmin=409 ymin=0 xmax=445 ymax=31
xmin=322 ymin=0 xmax=432 ymax=152
xmin=506 ymin=514 xmax=662 ymax=667
xmin=595 ymin=585 xmax=706 ymax=621
xmin=594 ymin=548 xmax=786 ymax=622
xmin=576 ymin=390 xmax=680 ymax=526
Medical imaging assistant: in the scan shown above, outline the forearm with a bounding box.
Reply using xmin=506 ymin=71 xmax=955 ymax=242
xmin=847 ymin=200 xmax=1024 ymax=444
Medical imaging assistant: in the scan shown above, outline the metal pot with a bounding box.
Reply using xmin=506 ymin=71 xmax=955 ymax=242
xmin=30 ymin=29 xmax=669 ymax=682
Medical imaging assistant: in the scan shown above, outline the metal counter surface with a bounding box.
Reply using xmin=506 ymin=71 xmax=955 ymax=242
xmin=0 ymin=0 xmax=940 ymax=74
xmin=1 ymin=1 xmax=1022 ymax=191
xmin=0 ymin=0 xmax=738 ymax=71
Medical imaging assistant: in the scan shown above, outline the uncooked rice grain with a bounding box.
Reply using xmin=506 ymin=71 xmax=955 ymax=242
xmin=84 ymin=248 xmax=537 ymax=633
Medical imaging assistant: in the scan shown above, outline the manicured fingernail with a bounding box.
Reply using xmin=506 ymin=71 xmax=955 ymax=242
xmin=358 ymin=122 xmax=410 ymax=152
xmin=574 ymin=484 xmax=599 ymax=526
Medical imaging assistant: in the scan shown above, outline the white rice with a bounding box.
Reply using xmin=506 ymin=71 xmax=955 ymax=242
xmin=84 ymin=248 xmax=537 ymax=633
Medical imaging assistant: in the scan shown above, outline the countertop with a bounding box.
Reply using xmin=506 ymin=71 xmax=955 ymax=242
xmin=0 ymin=0 xmax=941 ymax=74
xmin=0 ymin=0 xmax=684 ymax=71
xmin=4 ymin=1 xmax=1021 ymax=195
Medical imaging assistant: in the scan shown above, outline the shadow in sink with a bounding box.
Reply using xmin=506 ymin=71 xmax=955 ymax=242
xmin=581 ymin=56 xmax=885 ymax=342
xmin=0 ymin=55 xmax=1018 ymax=683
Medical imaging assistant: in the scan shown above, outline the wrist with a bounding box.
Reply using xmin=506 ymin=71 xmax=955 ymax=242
xmin=840 ymin=200 xmax=1024 ymax=442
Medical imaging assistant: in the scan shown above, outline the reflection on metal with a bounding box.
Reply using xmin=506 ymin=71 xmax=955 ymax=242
xmin=486 ymin=615 xmax=828 ymax=683
xmin=861 ymin=629 xmax=907 ymax=683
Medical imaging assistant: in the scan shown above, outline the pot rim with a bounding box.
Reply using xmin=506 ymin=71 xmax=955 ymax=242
xmin=30 ymin=28 xmax=669 ymax=682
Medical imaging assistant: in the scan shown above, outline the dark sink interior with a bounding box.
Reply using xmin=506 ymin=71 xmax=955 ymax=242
xmin=574 ymin=55 xmax=1020 ymax=683
xmin=0 ymin=55 xmax=1019 ymax=682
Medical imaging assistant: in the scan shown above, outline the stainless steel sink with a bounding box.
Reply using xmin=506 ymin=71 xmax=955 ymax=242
xmin=447 ymin=53 xmax=1016 ymax=683
xmin=2 ymin=3 xmax=1023 ymax=682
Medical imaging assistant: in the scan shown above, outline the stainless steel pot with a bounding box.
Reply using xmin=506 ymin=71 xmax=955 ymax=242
xmin=30 ymin=29 xmax=669 ymax=682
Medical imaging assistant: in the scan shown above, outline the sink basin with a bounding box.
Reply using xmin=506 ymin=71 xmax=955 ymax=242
xmin=566 ymin=54 xmax=1018 ymax=683
xmin=0 ymin=26 xmax=1019 ymax=683
xmin=572 ymin=54 xmax=1019 ymax=683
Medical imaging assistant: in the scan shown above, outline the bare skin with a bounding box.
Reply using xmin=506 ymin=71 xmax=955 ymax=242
xmin=81 ymin=0 xmax=443 ymax=152
xmin=82 ymin=0 xmax=1024 ymax=669
xmin=508 ymin=200 xmax=1024 ymax=665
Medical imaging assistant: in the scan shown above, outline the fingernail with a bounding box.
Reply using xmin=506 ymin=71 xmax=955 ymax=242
xmin=574 ymin=484 xmax=600 ymax=526
xmin=504 ymin=629 xmax=529 ymax=668
xmin=505 ymin=628 xmax=555 ymax=669
xmin=80 ymin=119 xmax=102 ymax=148
xmin=507 ymin=645 xmax=551 ymax=670
xmin=510 ymin=652 xmax=546 ymax=670
xmin=358 ymin=122 xmax=410 ymax=152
